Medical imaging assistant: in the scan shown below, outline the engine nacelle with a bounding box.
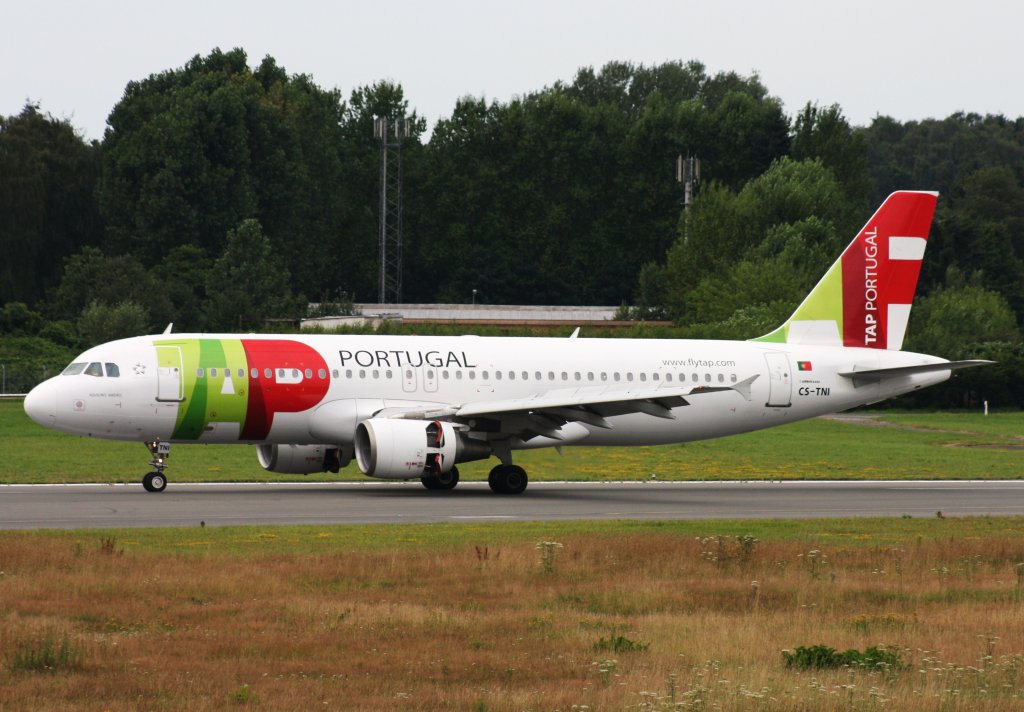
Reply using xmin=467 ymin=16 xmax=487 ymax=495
xmin=257 ymin=443 xmax=348 ymax=475
xmin=354 ymin=419 xmax=491 ymax=479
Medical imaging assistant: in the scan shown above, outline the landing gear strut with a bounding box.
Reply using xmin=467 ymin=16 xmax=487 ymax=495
xmin=143 ymin=440 xmax=170 ymax=492
xmin=421 ymin=466 xmax=460 ymax=491
xmin=488 ymin=464 xmax=528 ymax=495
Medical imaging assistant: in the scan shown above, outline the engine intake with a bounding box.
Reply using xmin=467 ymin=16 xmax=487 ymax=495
xmin=354 ymin=419 xmax=491 ymax=479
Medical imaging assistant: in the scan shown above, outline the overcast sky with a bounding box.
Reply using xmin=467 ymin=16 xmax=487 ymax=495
xmin=2 ymin=0 xmax=1019 ymax=142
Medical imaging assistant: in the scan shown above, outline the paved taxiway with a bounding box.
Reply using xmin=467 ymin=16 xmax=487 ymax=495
xmin=1 ymin=480 xmax=1023 ymax=530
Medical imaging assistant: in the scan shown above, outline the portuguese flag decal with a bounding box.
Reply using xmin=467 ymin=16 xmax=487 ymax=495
xmin=797 ymin=361 xmax=813 ymax=371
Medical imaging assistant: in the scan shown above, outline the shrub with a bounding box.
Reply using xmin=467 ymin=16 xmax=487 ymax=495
xmin=782 ymin=644 xmax=902 ymax=670
xmin=10 ymin=635 xmax=84 ymax=672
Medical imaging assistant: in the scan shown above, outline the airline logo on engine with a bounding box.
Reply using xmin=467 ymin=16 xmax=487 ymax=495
xmin=339 ymin=349 xmax=478 ymax=369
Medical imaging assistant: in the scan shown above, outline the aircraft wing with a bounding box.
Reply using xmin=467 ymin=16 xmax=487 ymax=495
xmin=386 ymin=375 xmax=759 ymax=440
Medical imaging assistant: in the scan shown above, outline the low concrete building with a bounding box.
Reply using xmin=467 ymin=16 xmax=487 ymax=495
xmin=299 ymin=303 xmax=661 ymax=330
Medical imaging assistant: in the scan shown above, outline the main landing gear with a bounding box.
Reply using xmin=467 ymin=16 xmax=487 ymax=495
xmin=419 ymin=463 xmax=529 ymax=494
xmin=421 ymin=466 xmax=460 ymax=491
xmin=488 ymin=464 xmax=528 ymax=495
xmin=142 ymin=440 xmax=170 ymax=493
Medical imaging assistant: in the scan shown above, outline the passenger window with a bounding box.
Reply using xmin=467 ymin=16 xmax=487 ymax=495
xmin=292 ymin=369 xmax=300 ymax=379
xmin=238 ymin=369 xmax=245 ymax=378
xmin=601 ymin=372 xmax=607 ymax=381
xmin=332 ymin=369 xmax=339 ymax=378
xmin=211 ymin=368 xmax=218 ymax=378
xmin=62 ymin=363 xmax=87 ymax=376
xmin=104 ymin=363 xmax=120 ymax=378
xmin=718 ymin=373 xmax=725 ymax=383
xmin=692 ymin=373 xmax=698 ymax=382
xmin=508 ymin=371 xmax=515 ymax=380
xmin=535 ymin=371 xmax=541 ymax=380
xmin=442 ymin=370 xmax=449 ymax=379
xmin=196 ymin=368 xmax=205 ymax=378
xmin=548 ymin=371 xmax=555 ymax=380
xmin=574 ymin=372 xmax=581 ymax=381
xmin=653 ymin=373 xmax=660 ymax=381
xmin=277 ymin=369 xmax=285 ymax=379
xmin=626 ymin=373 xmax=634 ymax=382
xmin=264 ymin=368 xmax=273 ymax=379
xmin=359 ymin=370 xmax=366 ymax=379
xmin=469 ymin=371 xmax=476 ymax=380
xmin=455 ymin=371 xmax=463 ymax=380
xmin=347 ymin=370 xmax=354 ymax=379
xmin=679 ymin=373 xmax=685 ymax=382
xmin=305 ymin=369 xmax=313 ymax=379
xmin=665 ymin=373 xmax=673 ymax=382
xmin=318 ymin=369 xmax=327 ymax=379
xmin=85 ymin=362 xmax=104 ymax=377
xmin=251 ymin=368 xmax=259 ymax=379
xmin=494 ymin=371 xmax=502 ymax=381
xmin=614 ymin=373 xmax=621 ymax=382
xmin=640 ymin=373 xmax=647 ymax=382
xmin=386 ymin=370 xmax=393 ymax=379
xmin=482 ymin=371 xmax=489 ymax=380
xmin=561 ymin=372 xmax=568 ymax=381
xmin=426 ymin=370 xmax=435 ymax=380
xmin=705 ymin=373 xmax=712 ymax=382
xmin=730 ymin=374 xmax=737 ymax=383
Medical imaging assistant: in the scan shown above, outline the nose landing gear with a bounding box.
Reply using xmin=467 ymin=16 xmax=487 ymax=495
xmin=143 ymin=440 xmax=170 ymax=492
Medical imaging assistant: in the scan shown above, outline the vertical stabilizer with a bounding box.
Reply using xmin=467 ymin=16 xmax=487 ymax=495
xmin=753 ymin=190 xmax=938 ymax=350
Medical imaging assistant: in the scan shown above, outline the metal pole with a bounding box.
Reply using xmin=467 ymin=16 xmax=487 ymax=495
xmin=378 ymin=117 xmax=389 ymax=304
xmin=1 ymin=364 xmax=5 ymax=394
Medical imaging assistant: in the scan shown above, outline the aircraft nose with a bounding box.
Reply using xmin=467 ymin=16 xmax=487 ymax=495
xmin=23 ymin=379 xmax=57 ymax=427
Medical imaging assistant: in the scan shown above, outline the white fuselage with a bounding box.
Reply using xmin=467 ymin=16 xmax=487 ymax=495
xmin=24 ymin=333 xmax=950 ymax=450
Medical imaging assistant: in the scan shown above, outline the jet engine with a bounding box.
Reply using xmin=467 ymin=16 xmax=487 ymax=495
xmin=256 ymin=443 xmax=347 ymax=475
xmin=354 ymin=419 xmax=491 ymax=479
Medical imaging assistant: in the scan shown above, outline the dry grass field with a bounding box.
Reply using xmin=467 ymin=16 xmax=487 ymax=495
xmin=2 ymin=518 xmax=1024 ymax=710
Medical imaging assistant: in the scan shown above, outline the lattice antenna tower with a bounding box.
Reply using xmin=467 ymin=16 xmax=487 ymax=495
xmin=374 ymin=116 xmax=410 ymax=304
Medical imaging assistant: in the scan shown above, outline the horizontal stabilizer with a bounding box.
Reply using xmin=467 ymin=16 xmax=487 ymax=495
xmin=839 ymin=359 xmax=993 ymax=385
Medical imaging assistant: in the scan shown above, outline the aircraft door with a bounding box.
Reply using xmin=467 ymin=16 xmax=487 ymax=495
xmin=156 ymin=345 xmax=185 ymax=402
xmin=764 ymin=352 xmax=792 ymax=407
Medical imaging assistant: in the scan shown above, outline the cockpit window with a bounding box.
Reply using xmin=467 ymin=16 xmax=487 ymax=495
xmin=84 ymin=362 xmax=104 ymax=377
xmin=104 ymin=363 xmax=120 ymax=378
xmin=62 ymin=362 xmax=87 ymax=376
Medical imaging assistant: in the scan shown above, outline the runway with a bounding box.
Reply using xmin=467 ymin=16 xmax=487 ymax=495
xmin=1 ymin=480 xmax=1023 ymax=530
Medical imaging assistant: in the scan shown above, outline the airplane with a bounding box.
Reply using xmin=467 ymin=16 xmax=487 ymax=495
xmin=23 ymin=191 xmax=989 ymax=494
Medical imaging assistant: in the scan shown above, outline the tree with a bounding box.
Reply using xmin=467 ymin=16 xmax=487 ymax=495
xmin=661 ymin=158 xmax=853 ymax=323
xmin=47 ymin=247 xmax=172 ymax=328
xmin=791 ymin=103 xmax=871 ymax=204
xmin=78 ymin=300 xmax=150 ymax=345
xmin=0 ymin=104 xmax=101 ymax=305
xmin=906 ymin=279 xmax=1020 ymax=359
xmin=99 ymin=49 xmax=361 ymax=301
xmin=204 ymin=219 xmax=304 ymax=330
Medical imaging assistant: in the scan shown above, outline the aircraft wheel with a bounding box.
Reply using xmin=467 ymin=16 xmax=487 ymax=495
xmin=421 ymin=467 xmax=459 ymax=491
xmin=142 ymin=471 xmax=167 ymax=493
xmin=488 ymin=464 xmax=528 ymax=495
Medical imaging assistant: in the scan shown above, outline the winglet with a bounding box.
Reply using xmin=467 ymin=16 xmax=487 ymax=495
xmin=163 ymin=323 xmax=174 ymax=334
xmin=753 ymin=191 xmax=939 ymax=351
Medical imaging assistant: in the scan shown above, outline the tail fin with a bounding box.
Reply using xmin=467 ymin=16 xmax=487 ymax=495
xmin=753 ymin=190 xmax=938 ymax=350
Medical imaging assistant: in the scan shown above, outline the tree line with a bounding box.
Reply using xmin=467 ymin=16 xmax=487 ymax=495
xmin=1 ymin=49 xmax=1022 ymax=404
